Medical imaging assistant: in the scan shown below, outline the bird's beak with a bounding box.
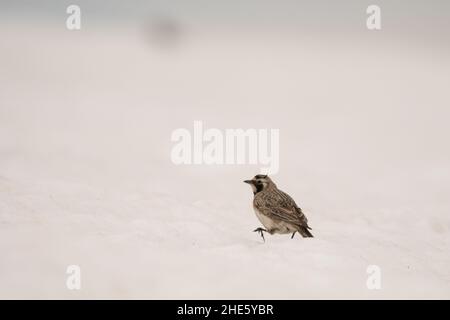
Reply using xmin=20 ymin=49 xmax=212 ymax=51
xmin=243 ymin=180 xmax=253 ymax=184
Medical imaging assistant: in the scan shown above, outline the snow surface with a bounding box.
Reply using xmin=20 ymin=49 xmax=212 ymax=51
xmin=0 ymin=21 xmax=449 ymax=299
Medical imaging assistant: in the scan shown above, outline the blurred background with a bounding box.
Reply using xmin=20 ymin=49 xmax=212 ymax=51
xmin=0 ymin=1 xmax=449 ymax=299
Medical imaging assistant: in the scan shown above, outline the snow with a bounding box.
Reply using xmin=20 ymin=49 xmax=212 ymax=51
xmin=0 ymin=21 xmax=449 ymax=299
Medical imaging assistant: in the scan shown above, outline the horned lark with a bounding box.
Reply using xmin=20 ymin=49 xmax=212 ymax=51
xmin=244 ymin=175 xmax=313 ymax=241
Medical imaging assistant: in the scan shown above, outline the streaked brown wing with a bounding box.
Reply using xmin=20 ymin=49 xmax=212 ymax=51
xmin=254 ymin=189 xmax=309 ymax=228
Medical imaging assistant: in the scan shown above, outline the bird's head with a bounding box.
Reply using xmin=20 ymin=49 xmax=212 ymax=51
xmin=243 ymin=174 xmax=276 ymax=194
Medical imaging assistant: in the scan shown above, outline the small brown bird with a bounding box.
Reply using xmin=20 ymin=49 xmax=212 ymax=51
xmin=244 ymin=175 xmax=313 ymax=241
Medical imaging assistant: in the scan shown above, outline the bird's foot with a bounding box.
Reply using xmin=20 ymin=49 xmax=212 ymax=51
xmin=253 ymin=227 xmax=267 ymax=242
xmin=291 ymin=231 xmax=296 ymax=239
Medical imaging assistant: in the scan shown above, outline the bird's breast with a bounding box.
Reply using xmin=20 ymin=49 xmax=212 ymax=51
xmin=253 ymin=207 xmax=278 ymax=230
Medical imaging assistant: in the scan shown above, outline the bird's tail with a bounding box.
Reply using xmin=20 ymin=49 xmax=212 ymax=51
xmin=298 ymin=226 xmax=314 ymax=238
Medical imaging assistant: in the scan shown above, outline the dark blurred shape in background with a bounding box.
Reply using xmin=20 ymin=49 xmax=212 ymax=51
xmin=142 ymin=16 xmax=184 ymax=50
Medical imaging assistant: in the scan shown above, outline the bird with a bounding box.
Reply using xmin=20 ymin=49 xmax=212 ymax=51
xmin=244 ymin=175 xmax=313 ymax=241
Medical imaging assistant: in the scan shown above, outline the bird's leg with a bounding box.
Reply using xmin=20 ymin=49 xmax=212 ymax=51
xmin=291 ymin=231 xmax=296 ymax=239
xmin=253 ymin=227 xmax=267 ymax=242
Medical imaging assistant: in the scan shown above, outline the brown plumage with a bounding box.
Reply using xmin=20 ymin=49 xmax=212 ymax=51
xmin=244 ymin=175 xmax=313 ymax=241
